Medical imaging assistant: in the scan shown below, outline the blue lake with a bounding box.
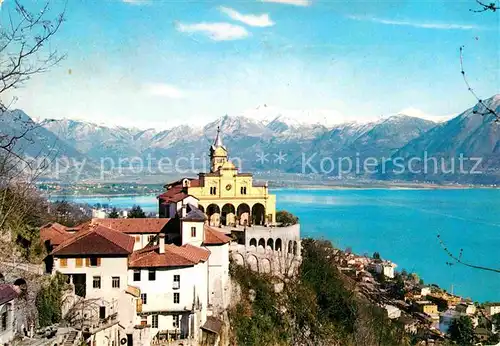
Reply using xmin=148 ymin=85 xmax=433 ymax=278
xmin=59 ymin=188 xmax=500 ymax=302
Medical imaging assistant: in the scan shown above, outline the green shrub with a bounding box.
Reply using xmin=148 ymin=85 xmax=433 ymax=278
xmin=276 ymin=210 xmax=298 ymax=226
xmin=36 ymin=272 xmax=68 ymax=327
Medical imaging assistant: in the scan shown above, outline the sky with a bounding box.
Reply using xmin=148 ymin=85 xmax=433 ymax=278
xmin=1 ymin=0 xmax=498 ymax=129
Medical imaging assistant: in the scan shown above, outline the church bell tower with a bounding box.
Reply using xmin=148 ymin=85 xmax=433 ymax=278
xmin=210 ymin=126 xmax=228 ymax=172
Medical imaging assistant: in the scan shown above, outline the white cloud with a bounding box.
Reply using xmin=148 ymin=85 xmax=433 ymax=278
xmin=219 ymin=6 xmax=274 ymax=27
xmin=261 ymin=0 xmax=312 ymax=6
xmin=176 ymin=22 xmax=249 ymax=41
xmin=347 ymin=15 xmax=482 ymax=30
xmin=144 ymin=83 xmax=184 ymax=99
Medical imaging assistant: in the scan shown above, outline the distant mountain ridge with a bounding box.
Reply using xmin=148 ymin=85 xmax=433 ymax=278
xmin=2 ymin=94 xmax=499 ymax=183
xmin=379 ymin=94 xmax=500 ymax=184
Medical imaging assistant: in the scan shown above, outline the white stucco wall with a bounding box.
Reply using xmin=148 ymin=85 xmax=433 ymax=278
xmin=53 ymin=256 xmax=129 ymax=302
xmin=245 ymin=224 xmax=301 ymax=257
xmin=181 ymin=221 xmax=204 ymax=247
xmin=487 ymin=305 xmax=500 ymax=316
xmin=145 ymin=312 xmax=191 ymax=339
xmin=164 ymin=196 xmax=199 ymax=218
xmin=128 ymin=262 xmax=208 ymax=315
xmin=206 ymin=243 xmax=230 ymax=310
xmin=130 ymin=233 xmax=157 ymax=251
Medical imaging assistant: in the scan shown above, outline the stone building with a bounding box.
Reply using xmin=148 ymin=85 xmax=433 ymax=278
xmin=159 ymin=128 xmax=301 ymax=276
xmin=158 ymin=127 xmax=276 ymax=227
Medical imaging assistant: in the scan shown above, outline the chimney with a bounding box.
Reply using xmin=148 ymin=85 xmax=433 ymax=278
xmin=158 ymin=233 xmax=165 ymax=254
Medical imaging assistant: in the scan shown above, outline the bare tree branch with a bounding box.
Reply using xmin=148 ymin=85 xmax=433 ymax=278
xmin=469 ymin=0 xmax=498 ymax=13
xmin=437 ymin=234 xmax=500 ymax=274
xmin=459 ymin=46 xmax=499 ymax=123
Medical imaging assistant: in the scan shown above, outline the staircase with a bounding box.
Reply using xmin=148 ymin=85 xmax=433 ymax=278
xmin=63 ymin=330 xmax=78 ymax=346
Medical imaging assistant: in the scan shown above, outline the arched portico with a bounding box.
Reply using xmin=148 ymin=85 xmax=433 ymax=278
xmin=252 ymin=203 xmax=265 ymax=226
xmin=267 ymin=238 xmax=274 ymax=250
xmin=247 ymin=255 xmax=258 ymax=271
xmin=260 ymin=259 xmax=271 ymax=274
xmin=258 ymin=238 xmax=265 ymax=249
xmin=221 ymin=203 xmax=236 ymax=226
xmin=233 ymin=253 xmax=244 ymax=266
xmin=275 ymin=238 xmax=282 ymax=252
xmin=206 ymin=204 xmax=221 ymax=227
xmin=237 ymin=203 xmax=250 ymax=226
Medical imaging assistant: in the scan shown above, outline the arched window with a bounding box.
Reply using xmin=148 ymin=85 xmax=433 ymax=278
xmin=275 ymin=238 xmax=282 ymax=252
xmin=0 ymin=303 xmax=11 ymax=332
xmin=267 ymin=238 xmax=274 ymax=250
xmin=240 ymin=186 xmax=247 ymax=195
xmin=258 ymin=238 xmax=265 ymax=248
xmin=249 ymin=238 xmax=257 ymax=247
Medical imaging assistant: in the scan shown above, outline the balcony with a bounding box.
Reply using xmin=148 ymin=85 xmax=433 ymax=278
xmin=151 ymin=329 xmax=189 ymax=345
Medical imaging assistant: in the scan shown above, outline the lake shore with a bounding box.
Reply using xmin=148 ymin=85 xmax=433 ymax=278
xmin=44 ymin=182 xmax=498 ymax=198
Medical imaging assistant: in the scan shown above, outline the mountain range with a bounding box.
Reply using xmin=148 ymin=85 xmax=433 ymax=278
xmin=1 ymin=94 xmax=499 ymax=184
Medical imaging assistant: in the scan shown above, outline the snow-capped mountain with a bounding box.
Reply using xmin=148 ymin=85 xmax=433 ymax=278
xmin=4 ymin=94 xmax=496 ymax=183
xmin=380 ymin=94 xmax=500 ymax=183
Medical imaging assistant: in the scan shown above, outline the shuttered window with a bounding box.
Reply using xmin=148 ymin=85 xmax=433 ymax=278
xmin=60 ymin=258 xmax=68 ymax=268
xmin=136 ymin=298 xmax=142 ymax=313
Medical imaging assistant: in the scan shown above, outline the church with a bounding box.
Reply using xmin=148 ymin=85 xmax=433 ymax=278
xmin=158 ymin=127 xmax=276 ymax=228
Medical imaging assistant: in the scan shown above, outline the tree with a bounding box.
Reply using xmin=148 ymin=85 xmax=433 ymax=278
xmin=0 ymin=1 xmax=65 ymax=112
xmin=128 ymin=205 xmax=146 ymax=218
xmin=492 ymin=313 xmax=500 ymax=327
xmin=470 ymin=0 xmax=498 ymax=13
xmin=276 ymin=210 xmax=298 ymax=227
xmin=448 ymin=316 xmax=475 ymax=346
xmin=108 ymin=207 xmax=120 ymax=218
xmin=437 ymin=235 xmax=500 ymax=274
xmin=373 ymin=252 xmax=381 ymax=260
xmin=50 ymin=200 xmax=91 ymax=227
xmin=0 ymin=1 xmax=65 ymax=261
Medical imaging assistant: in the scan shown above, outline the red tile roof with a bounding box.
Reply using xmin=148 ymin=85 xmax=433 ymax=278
xmin=158 ymin=179 xmax=201 ymax=203
xmin=166 ymin=244 xmax=210 ymax=262
xmin=0 ymin=284 xmax=20 ymax=305
xmin=129 ymin=243 xmax=210 ymax=268
xmin=157 ymin=186 xmax=190 ymax=204
xmin=40 ymin=223 xmax=72 ymax=246
xmin=92 ymin=218 xmax=172 ymax=234
xmin=51 ymin=224 xmax=135 ymax=256
xmin=164 ymin=178 xmax=201 ymax=189
xmin=203 ymin=225 xmax=232 ymax=245
xmin=189 ymin=179 xmax=201 ymax=187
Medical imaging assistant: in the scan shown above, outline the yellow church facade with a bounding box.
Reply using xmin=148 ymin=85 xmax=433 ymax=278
xmin=161 ymin=127 xmax=276 ymax=227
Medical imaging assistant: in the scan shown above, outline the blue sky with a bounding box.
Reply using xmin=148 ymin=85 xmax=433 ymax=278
xmin=2 ymin=0 xmax=498 ymax=128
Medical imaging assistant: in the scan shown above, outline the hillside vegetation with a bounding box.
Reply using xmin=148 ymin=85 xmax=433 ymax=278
xmin=228 ymin=239 xmax=412 ymax=346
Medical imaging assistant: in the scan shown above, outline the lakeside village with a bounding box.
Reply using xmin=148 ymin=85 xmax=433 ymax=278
xmin=1 ymin=129 xmax=500 ymax=346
